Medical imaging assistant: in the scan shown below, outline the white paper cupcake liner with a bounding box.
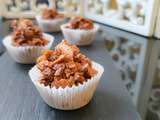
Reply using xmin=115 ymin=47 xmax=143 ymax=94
xmin=3 ymin=33 xmax=54 ymax=64
xmin=36 ymin=15 xmax=65 ymax=32
xmin=29 ymin=61 xmax=104 ymax=110
xmin=61 ymin=24 xmax=99 ymax=46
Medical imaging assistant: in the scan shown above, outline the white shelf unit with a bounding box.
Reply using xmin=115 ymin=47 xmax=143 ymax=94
xmin=84 ymin=0 xmax=160 ymax=37
xmin=100 ymin=25 xmax=157 ymax=120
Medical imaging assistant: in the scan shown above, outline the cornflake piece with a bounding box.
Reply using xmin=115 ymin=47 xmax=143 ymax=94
xmin=55 ymin=40 xmax=79 ymax=59
xmin=11 ymin=19 xmax=33 ymax=30
xmin=38 ymin=40 xmax=97 ymax=88
xmin=42 ymin=8 xmax=64 ymax=19
xmin=66 ymin=16 xmax=94 ymax=30
xmin=11 ymin=19 xmax=48 ymax=46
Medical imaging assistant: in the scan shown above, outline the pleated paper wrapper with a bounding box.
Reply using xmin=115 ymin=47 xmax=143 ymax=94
xmin=3 ymin=33 xmax=54 ymax=64
xmin=36 ymin=16 xmax=65 ymax=32
xmin=61 ymin=24 xmax=99 ymax=46
xmin=29 ymin=61 xmax=104 ymax=110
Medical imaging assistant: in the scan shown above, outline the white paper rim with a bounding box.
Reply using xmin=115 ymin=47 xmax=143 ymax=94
xmin=2 ymin=33 xmax=54 ymax=63
xmin=36 ymin=15 xmax=65 ymax=23
xmin=60 ymin=24 xmax=99 ymax=46
xmin=29 ymin=61 xmax=104 ymax=110
xmin=61 ymin=23 xmax=99 ymax=33
xmin=36 ymin=15 xmax=65 ymax=32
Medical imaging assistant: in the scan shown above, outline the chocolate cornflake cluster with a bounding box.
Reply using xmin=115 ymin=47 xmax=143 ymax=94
xmin=11 ymin=19 xmax=48 ymax=46
xmin=37 ymin=40 xmax=97 ymax=88
xmin=42 ymin=8 xmax=64 ymax=19
xmin=66 ymin=16 xmax=94 ymax=30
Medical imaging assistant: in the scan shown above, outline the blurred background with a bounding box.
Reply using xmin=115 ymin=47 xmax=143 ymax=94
xmin=1 ymin=0 xmax=160 ymax=120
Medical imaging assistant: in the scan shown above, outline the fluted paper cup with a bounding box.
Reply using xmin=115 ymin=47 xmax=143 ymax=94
xmin=36 ymin=15 xmax=65 ymax=32
xmin=61 ymin=24 xmax=99 ymax=46
xmin=29 ymin=61 xmax=104 ymax=110
xmin=3 ymin=33 xmax=54 ymax=64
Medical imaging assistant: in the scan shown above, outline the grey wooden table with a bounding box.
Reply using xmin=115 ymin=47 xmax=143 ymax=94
xmin=0 ymin=21 xmax=140 ymax=120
